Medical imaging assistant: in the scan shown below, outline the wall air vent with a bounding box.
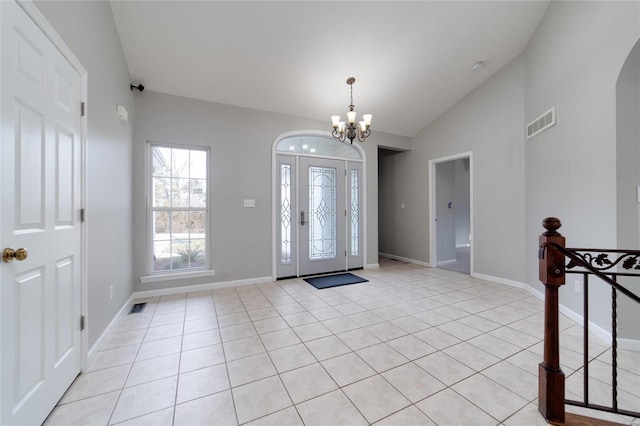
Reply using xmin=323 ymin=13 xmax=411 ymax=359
xmin=526 ymin=107 xmax=556 ymax=140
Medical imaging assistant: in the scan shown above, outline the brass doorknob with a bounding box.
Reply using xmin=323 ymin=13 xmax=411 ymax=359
xmin=2 ymin=248 xmax=28 ymax=263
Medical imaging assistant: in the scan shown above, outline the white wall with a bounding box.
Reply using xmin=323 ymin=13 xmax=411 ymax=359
xmin=524 ymin=1 xmax=640 ymax=334
xmin=34 ymin=1 xmax=134 ymax=348
xmin=133 ymin=91 xmax=410 ymax=291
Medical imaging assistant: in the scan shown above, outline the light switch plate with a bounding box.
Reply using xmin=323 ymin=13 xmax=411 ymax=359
xmin=243 ymin=199 xmax=256 ymax=208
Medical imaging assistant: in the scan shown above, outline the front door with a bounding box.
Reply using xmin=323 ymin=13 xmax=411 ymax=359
xmin=276 ymin=150 xmax=363 ymax=278
xmin=1 ymin=2 xmax=83 ymax=424
xmin=299 ymin=157 xmax=346 ymax=276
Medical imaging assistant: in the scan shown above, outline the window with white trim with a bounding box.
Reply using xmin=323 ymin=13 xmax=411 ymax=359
xmin=149 ymin=143 xmax=209 ymax=273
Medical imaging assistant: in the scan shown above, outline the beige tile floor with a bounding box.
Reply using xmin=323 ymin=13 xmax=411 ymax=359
xmin=44 ymin=260 xmax=640 ymax=425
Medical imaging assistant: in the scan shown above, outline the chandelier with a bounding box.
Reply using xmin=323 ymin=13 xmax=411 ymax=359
xmin=331 ymin=77 xmax=372 ymax=144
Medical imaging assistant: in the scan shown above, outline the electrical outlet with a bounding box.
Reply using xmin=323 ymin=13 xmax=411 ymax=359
xmin=109 ymin=285 xmax=114 ymax=300
xmin=574 ymin=280 xmax=581 ymax=293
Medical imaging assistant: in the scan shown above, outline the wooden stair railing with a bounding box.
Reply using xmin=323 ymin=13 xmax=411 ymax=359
xmin=538 ymin=217 xmax=640 ymax=423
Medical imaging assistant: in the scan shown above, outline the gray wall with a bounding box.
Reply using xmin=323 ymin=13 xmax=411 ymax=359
xmin=34 ymin=1 xmax=134 ymax=348
xmin=133 ymin=91 xmax=410 ymax=291
xmin=524 ymin=1 xmax=640 ymax=334
xmin=616 ymin=40 xmax=640 ymax=341
xmin=383 ymin=57 xmax=526 ymax=280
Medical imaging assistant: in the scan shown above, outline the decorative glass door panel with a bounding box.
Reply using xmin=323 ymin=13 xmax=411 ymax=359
xmin=299 ymin=157 xmax=346 ymax=276
xmin=309 ymin=167 xmax=337 ymax=260
xmin=276 ymin=156 xmax=297 ymax=278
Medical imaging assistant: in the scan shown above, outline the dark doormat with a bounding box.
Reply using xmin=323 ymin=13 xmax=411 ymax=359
xmin=304 ymin=273 xmax=368 ymax=289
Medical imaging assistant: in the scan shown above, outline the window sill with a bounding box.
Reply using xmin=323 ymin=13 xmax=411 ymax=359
xmin=140 ymin=269 xmax=216 ymax=284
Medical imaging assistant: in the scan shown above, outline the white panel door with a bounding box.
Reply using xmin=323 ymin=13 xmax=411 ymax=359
xmin=1 ymin=2 xmax=83 ymax=425
xmin=299 ymin=157 xmax=346 ymax=276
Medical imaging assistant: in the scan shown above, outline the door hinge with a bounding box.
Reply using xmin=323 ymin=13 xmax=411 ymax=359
xmin=80 ymin=315 xmax=86 ymax=331
xmin=80 ymin=208 xmax=85 ymax=222
xmin=81 ymin=102 xmax=85 ymax=116
xmin=345 ymin=250 xmax=347 ymax=257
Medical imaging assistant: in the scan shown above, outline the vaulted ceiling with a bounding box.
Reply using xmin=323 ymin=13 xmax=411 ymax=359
xmin=110 ymin=1 xmax=549 ymax=137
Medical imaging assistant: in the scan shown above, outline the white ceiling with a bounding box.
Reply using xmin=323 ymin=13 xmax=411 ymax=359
xmin=110 ymin=1 xmax=549 ymax=137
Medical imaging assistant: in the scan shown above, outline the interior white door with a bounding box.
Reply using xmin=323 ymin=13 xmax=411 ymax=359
xmin=1 ymin=2 xmax=83 ymax=424
xmin=298 ymin=157 xmax=346 ymax=276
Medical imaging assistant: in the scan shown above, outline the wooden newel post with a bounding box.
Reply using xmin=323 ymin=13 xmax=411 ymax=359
xmin=538 ymin=217 xmax=566 ymax=423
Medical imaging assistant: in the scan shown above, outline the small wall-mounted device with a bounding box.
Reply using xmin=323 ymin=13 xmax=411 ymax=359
xmin=116 ymin=105 xmax=128 ymax=122
xmin=130 ymin=83 xmax=145 ymax=92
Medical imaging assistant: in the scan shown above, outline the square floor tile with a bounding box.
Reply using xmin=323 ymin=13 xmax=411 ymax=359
xmin=443 ymin=342 xmax=501 ymax=371
xmin=356 ymin=343 xmax=408 ymax=373
xmin=245 ymin=407 xmax=303 ymax=426
xmin=179 ymin=344 xmax=225 ymax=373
xmin=176 ymin=363 xmax=230 ymax=404
xmin=149 ymin=312 xmax=184 ymax=328
xmin=125 ymin=353 xmax=180 ymax=387
xmin=292 ymin=322 xmax=332 ymax=342
xmin=184 ymin=317 xmax=219 ymax=334
xmin=248 ymin=307 xmax=280 ymax=321
xmin=227 ymin=353 xmax=277 ymax=386
xmin=375 ymin=405 xmax=436 ymax=426
xmin=232 ymin=376 xmax=292 ymax=424
xmin=382 ymin=362 xmax=446 ymax=402
xmin=349 ymin=311 xmax=386 ymax=327
xmin=181 ymin=329 xmax=221 ymax=351
xmin=305 ymin=335 xmax=351 ymax=361
xmin=309 ymin=307 xmax=342 ymax=321
xmin=220 ymin=323 xmax=257 ymax=342
xmin=269 ymin=344 xmax=316 ymax=373
xmin=174 ymin=390 xmax=237 ymax=426
xmin=217 ymin=311 xmax=250 ymax=327
xmin=282 ymin=312 xmax=317 ymax=327
xmin=44 ymin=391 xmax=119 ymax=426
xmin=110 ymin=376 xmax=178 ymax=424
xmin=321 ymin=353 xmax=376 ymax=387
xmin=414 ymin=351 xmax=475 ymax=386
xmin=254 ymin=316 xmax=289 ymax=334
xmin=416 ymin=388 xmax=497 ymax=426
xmin=61 ymin=365 xmax=130 ymax=404
xmin=413 ymin=327 xmax=461 ymax=350
xmin=452 ymin=374 xmax=529 ymax=421
xmin=143 ymin=323 xmax=184 ymax=343
xmin=102 ymin=329 xmax=145 ymax=350
xmin=342 ymin=375 xmax=410 ymax=423
xmin=260 ymin=329 xmax=301 ymax=351
xmin=296 ymin=389 xmax=367 ymax=426
xmin=337 ymin=328 xmax=382 ymax=351
xmin=365 ymin=322 xmax=408 ymax=341
xmin=387 ymin=334 xmax=437 ymax=360
xmin=322 ymin=317 xmax=360 ymax=334
xmin=437 ymin=320 xmax=485 ymax=340
xmin=390 ymin=316 xmax=431 ymax=333
xmin=115 ymin=407 xmax=174 ymax=426
xmin=86 ymin=345 xmax=138 ymax=372
xmin=223 ymin=335 xmax=266 ymax=361
xmin=482 ymin=361 xmax=538 ymax=400
xmin=280 ymin=363 xmax=338 ymax=404
xmin=136 ymin=336 xmax=182 ymax=362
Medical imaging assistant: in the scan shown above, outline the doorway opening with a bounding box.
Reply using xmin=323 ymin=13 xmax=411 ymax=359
xmin=429 ymin=152 xmax=473 ymax=275
xmin=272 ymin=131 xmax=366 ymax=279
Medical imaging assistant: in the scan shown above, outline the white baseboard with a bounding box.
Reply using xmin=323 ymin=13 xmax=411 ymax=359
xmin=133 ymin=276 xmax=273 ymax=299
xmin=379 ymin=252 xmax=431 ymax=268
xmin=365 ymin=263 xmax=380 ymax=269
xmin=86 ymin=293 xmax=134 ymax=369
xmin=470 ymin=273 xmax=640 ymax=351
xmin=437 ymin=259 xmax=456 ymax=266
xmin=472 ymin=272 xmax=525 ymax=289
xmin=619 ymin=338 xmax=640 ymax=351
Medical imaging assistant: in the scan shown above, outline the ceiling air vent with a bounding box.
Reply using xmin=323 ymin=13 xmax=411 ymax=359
xmin=526 ymin=107 xmax=556 ymax=140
